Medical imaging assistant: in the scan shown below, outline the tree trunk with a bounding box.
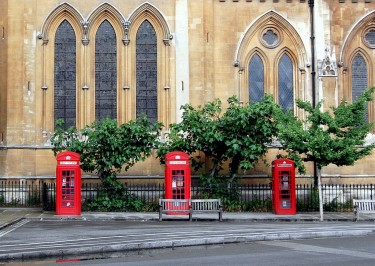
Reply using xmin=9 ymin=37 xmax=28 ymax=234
xmin=317 ymin=167 xmax=324 ymax=221
xmin=228 ymin=156 xmax=240 ymax=188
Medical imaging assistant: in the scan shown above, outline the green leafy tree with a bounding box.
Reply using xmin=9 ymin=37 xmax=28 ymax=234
xmin=277 ymin=87 xmax=375 ymax=221
xmin=51 ymin=117 xmax=162 ymax=211
xmin=157 ymin=95 xmax=281 ymax=190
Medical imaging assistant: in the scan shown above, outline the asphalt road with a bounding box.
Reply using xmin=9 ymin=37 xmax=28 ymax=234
xmin=78 ymin=235 xmax=375 ymax=266
xmin=11 ymin=234 xmax=375 ymax=266
xmin=1 ymin=220 xmax=375 ymax=263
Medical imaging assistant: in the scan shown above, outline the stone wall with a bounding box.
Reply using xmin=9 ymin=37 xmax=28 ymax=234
xmin=0 ymin=0 xmax=374 ymax=183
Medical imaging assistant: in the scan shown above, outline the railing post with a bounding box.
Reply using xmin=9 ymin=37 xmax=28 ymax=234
xmin=42 ymin=182 xmax=47 ymax=210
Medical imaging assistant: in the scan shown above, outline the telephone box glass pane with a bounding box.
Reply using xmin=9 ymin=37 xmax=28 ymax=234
xmin=62 ymin=170 xmax=75 ymax=207
xmin=172 ymin=170 xmax=184 ymax=199
xmin=280 ymin=170 xmax=290 ymax=208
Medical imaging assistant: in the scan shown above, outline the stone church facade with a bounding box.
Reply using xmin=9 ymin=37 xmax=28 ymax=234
xmin=0 ymin=0 xmax=374 ymax=183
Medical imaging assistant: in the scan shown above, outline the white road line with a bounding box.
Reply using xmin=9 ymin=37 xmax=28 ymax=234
xmin=0 ymin=219 xmax=30 ymax=238
xmin=1 ymin=223 xmax=374 ymax=249
xmin=0 ymin=228 xmax=373 ymax=253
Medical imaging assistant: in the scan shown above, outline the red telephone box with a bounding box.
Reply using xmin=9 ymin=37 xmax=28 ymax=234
xmin=165 ymin=151 xmax=191 ymax=199
xmin=272 ymin=158 xmax=296 ymax=215
xmin=165 ymin=151 xmax=191 ymax=214
xmin=56 ymin=151 xmax=81 ymax=215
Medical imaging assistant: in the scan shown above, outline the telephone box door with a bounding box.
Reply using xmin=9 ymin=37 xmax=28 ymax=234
xmin=56 ymin=151 xmax=81 ymax=215
xmin=272 ymin=158 xmax=296 ymax=215
xmin=165 ymin=151 xmax=191 ymax=214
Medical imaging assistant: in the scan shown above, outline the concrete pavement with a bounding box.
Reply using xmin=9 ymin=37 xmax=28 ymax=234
xmin=2 ymin=208 xmax=375 ymax=229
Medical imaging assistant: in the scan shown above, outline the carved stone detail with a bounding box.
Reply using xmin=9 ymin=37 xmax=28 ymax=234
xmin=319 ymin=47 xmax=337 ymax=77
xmin=122 ymin=21 xmax=130 ymax=46
xmin=81 ymin=20 xmax=89 ymax=46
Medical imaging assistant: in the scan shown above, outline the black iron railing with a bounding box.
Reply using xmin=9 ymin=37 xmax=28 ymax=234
xmin=1 ymin=180 xmax=375 ymax=212
xmin=0 ymin=180 xmax=44 ymax=208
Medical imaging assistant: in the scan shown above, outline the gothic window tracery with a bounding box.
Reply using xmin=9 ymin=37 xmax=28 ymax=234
xmin=260 ymin=27 xmax=281 ymax=49
xmin=363 ymin=28 xmax=375 ymax=49
xmin=341 ymin=15 xmax=375 ymax=127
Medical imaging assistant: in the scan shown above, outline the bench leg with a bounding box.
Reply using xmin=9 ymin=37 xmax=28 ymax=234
xmin=353 ymin=206 xmax=358 ymax=222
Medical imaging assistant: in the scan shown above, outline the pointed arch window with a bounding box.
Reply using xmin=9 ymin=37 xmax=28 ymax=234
xmin=249 ymin=54 xmax=264 ymax=103
xmin=351 ymin=53 xmax=368 ymax=120
xmin=136 ymin=20 xmax=157 ymax=124
xmin=54 ymin=20 xmax=76 ymax=130
xmin=95 ymin=20 xmax=117 ymax=120
xmin=278 ymin=54 xmax=294 ymax=111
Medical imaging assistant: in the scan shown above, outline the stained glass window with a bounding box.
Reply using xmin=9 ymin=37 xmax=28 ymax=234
xmin=249 ymin=54 xmax=264 ymax=103
xmin=54 ymin=20 xmax=76 ymax=130
xmin=136 ymin=20 xmax=157 ymax=124
xmin=95 ymin=20 xmax=117 ymax=120
xmin=278 ymin=54 xmax=294 ymax=112
xmin=352 ymin=53 xmax=368 ymax=120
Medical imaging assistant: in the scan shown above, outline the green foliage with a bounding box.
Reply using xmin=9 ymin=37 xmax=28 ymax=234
xmin=196 ymin=173 xmax=240 ymax=200
xmin=240 ymin=198 xmax=272 ymax=212
xmin=322 ymin=197 xmax=352 ymax=212
xmin=27 ymin=192 xmax=42 ymax=206
xmin=51 ymin=117 xmax=163 ymax=181
xmin=297 ymin=188 xmax=319 ymax=212
xmin=51 ymin=117 xmax=162 ymax=210
xmin=85 ymin=175 xmax=150 ymax=212
xmin=158 ymin=95 xmax=281 ymax=185
xmin=276 ymin=87 xmax=375 ymax=173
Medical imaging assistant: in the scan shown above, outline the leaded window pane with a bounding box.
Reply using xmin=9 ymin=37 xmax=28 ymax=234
xmin=278 ymin=54 xmax=294 ymax=112
xmin=249 ymin=54 xmax=264 ymax=103
xmin=263 ymin=30 xmax=278 ymax=46
xmin=136 ymin=20 xmax=157 ymax=124
xmin=54 ymin=20 xmax=76 ymax=130
xmin=95 ymin=20 xmax=117 ymax=120
xmin=352 ymin=53 xmax=368 ymax=120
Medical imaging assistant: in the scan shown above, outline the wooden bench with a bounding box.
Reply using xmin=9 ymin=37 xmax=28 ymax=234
xmin=159 ymin=199 xmax=223 ymax=221
xmin=353 ymin=199 xmax=375 ymax=221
